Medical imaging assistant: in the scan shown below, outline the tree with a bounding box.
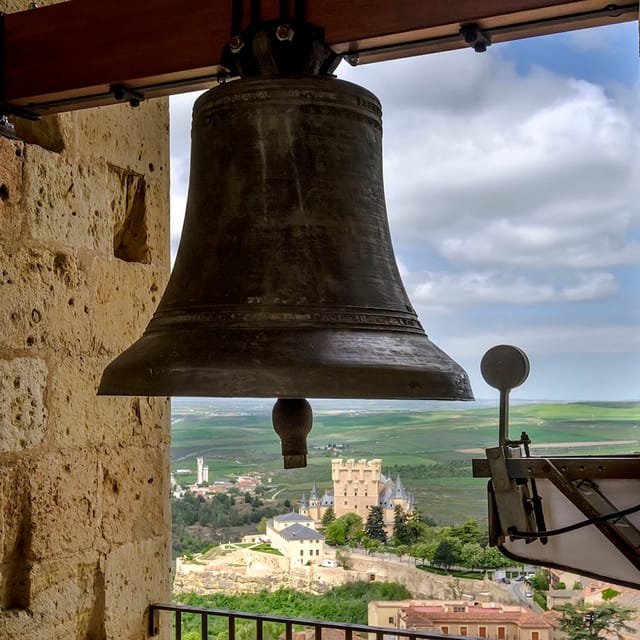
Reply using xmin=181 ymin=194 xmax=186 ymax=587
xmin=393 ymin=505 xmax=407 ymax=540
xmin=320 ymin=506 xmax=336 ymax=532
xmin=433 ymin=538 xmax=461 ymax=571
xmin=340 ymin=513 xmax=364 ymax=541
xmin=528 ymin=569 xmax=549 ymax=591
xmin=365 ymin=506 xmax=387 ymax=543
xmin=557 ymin=602 xmax=635 ymax=640
xmin=256 ymin=516 xmax=269 ymax=534
xmin=444 ymin=520 xmax=488 ymax=546
xmin=325 ymin=513 xmax=363 ymax=547
xmin=479 ymin=546 xmax=507 ymax=569
xmin=325 ymin=521 xmax=348 ymax=546
xmin=459 ymin=542 xmax=484 ymax=569
xmin=411 ymin=542 xmax=437 ymax=565
xmin=393 ymin=505 xmax=422 ymax=546
xmin=334 ymin=548 xmax=351 ymax=570
xmin=364 ymin=538 xmax=383 ymax=555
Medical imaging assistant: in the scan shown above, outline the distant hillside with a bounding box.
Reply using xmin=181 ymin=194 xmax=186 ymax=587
xmin=171 ymin=401 xmax=639 ymax=525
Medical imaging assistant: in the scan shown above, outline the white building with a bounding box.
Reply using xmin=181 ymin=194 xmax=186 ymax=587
xmin=266 ymin=512 xmax=325 ymax=566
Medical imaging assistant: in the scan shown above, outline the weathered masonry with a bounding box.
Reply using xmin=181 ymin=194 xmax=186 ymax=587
xmin=0 ymin=2 xmax=171 ymax=637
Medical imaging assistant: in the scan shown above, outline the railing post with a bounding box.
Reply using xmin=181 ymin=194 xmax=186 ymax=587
xmin=201 ymin=612 xmax=208 ymax=640
xmin=257 ymin=618 xmax=264 ymax=640
xmin=176 ymin=610 xmax=182 ymax=640
xmin=229 ymin=614 xmax=236 ymax=640
xmin=148 ymin=604 xmax=160 ymax=637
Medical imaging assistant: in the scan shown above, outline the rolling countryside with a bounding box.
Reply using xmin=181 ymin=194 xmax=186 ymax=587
xmin=171 ymin=400 xmax=640 ymax=524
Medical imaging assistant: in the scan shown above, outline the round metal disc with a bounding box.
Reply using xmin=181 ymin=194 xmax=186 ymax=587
xmin=481 ymin=345 xmax=530 ymax=392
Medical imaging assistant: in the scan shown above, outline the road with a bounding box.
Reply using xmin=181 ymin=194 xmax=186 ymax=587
xmin=510 ymin=580 xmax=543 ymax=614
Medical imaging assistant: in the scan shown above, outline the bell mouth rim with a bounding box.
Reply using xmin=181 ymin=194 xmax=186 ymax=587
xmin=98 ymin=327 xmax=473 ymax=401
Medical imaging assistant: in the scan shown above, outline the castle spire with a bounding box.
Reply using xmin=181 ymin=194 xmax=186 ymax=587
xmin=300 ymin=491 xmax=308 ymax=508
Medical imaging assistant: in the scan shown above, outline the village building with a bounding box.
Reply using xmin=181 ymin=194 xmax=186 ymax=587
xmin=266 ymin=512 xmax=325 ymax=566
xmin=369 ymin=601 xmax=552 ymax=640
xmin=299 ymin=458 xmax=415 ymax=532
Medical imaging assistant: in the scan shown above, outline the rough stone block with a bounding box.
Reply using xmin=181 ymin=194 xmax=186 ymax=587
xmin=47 ymin=355 xmax=170 ymax=450
xmin=0 ymin=609 xmax=36 ymax=640
xmin=29 ymin=451 xmax=105 ymax=561
xmin=100 ymin=444 xmax=169 ymax=547
xmin=92 ymin=257 xmax=167 ymax=353
xmin=22 ymin=145 xmax=120 ymax=253
xmin=0 ymin=246 xmax=93 ymax=353
xmin=104 ymin=536 xmax=171 ymax=640
xmin=143 ymin=177 xmax=171 ymax=268
xmin=28 ymin=551 xmax=106 ymax=637
xmin=0 ymin=357 xmax=48 ymax=453
xmin=64 ymin=99 xmax=170 ymax=178
xmin=14 ymin=115 xmax=65 ymax=154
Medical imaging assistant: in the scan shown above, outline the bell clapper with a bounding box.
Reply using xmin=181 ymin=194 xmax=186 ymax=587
xmin=272 ymin=398 xmax=313 ymax=469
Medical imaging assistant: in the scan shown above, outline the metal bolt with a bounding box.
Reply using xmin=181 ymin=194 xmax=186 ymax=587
xmin=345 ymin=52 xmax=359 ymax=66
xmin=229 ymin=35 xmax=244 ymax=53
xmin=463 ymin=28 xmax=478 ymax=44
xmin=276 ymin=24 xmax=294 ymax=42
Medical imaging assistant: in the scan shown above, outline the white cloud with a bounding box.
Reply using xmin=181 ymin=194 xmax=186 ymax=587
xmin=408 ymin=269 xmax=618 ymax=312
xmin=339 ymin=52 xmax=640 ymax=272
xmin=566 ymin=27 xmax=616 ymax=53
xmin=447 ymin=323 xmax=640 ymax=359
xmin=169 ymin=90 xmax=203 ymax=262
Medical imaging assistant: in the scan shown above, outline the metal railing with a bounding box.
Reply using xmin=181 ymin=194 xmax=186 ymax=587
xmin=149 ymin=603 xmax=460 ymax=640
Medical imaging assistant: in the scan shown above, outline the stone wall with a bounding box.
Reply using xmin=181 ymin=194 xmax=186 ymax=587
xmin=174 ymin=549 xmax=516 ymax=606
xmin=0 ymin=3 xmax=172 ymax=636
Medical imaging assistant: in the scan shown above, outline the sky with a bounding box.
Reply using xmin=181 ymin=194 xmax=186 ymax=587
xmin=169 ymin=22 xmax=639 ymax=402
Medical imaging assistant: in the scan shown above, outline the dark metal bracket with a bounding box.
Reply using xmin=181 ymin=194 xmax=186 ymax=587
xmin=460 ymin=24 xmax=491 ymax=52
xmin=221 ymin=0 xmax=340 ymax=77
xmin=110 ymin=84 xmax=145 ymax=108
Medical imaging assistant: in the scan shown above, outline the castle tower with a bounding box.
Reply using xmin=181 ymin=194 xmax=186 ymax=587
xmin=301 ymin=459 xmax=416 ymax=533
xmin=331 ymin=458 xmax=383 ymax=519
xmin=196 ymin=456 xmax=204 ymax=485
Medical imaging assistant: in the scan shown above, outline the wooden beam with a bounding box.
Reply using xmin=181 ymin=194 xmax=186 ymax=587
xmin=3 ymin=0 xmax=637 ymax=113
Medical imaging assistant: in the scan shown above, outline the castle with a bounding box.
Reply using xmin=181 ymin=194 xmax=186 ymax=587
xmin=299 ymin=458 xmax=415 ymax=530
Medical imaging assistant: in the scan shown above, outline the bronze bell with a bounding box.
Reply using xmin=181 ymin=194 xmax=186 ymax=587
xmin=99 ymin=73 xmax=473 ymax=464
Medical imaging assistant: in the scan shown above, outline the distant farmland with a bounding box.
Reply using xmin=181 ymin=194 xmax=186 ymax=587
xmin=171 ymin=400 xmax=640 ymax=525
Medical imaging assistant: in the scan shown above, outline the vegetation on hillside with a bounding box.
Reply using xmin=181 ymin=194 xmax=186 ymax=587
xmin=174 ymin=582 xmax=412 ymax=639
xmin=172 ymin=491 xmax=290 ymax=558
xmin=321 ymin=511 xmax=507 ymax=572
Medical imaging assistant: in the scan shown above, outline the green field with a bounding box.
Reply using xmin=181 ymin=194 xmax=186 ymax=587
xmin=171 ymin=400 xmax=640 ymax=525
